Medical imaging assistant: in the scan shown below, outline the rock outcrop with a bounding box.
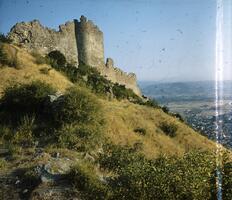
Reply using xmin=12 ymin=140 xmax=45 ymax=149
xmin=8 ymin=16 xmax=141 ymax=95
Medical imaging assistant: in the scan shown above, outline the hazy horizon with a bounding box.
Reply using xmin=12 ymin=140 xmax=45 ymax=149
xmin=0 ymin=0 xmax=231 ymax=82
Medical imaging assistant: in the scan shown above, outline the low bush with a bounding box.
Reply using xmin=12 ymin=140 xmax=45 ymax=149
xmin=68 ymin=162 xmax=110 ymax=199
xmin=141 ymin=99 xmax=160 ymax=108
xmin=31 ymin=51 xmax=50 ymax=65
xmin=46 ymin=55 xmax=143 ymax=102
xmin=0 ymin=125 xmax=13 ymax=142
xmin=97 ymin=145 xmax=230 ymax=200
xmin=51 ymin=87 xmax=105 ymax=151
xmin=47 ymin=50 xmax=67 ymax=67
xmin=112 ymin=83 xmax=139 ymax=101
xmin=161 ymin=105 xmax=169 ymax=113
xmin=222 ymin=162 xmax=232 ymax=199
xmin=108 ymin=151 xmax=218 ymax=200
xmin=61 ymin=61 xmax=113 ymax=95
xmin=0 ymin=158 xmax=7 ymax=169
xmin=170 ymin=112 xmax=185 ymax=122
xmin=134 ymin=127 xmax=146 ymax=136
xmin=0 ymin=81 xmax=106 ymax=148
xmin=12 ymin=115 xmax=35 ymax=147
xmin=0 ymin=33 xmax=12 ymax=43
xmin=99 ymin=144 xmax=145 ymax=172
xmin=87 ymin=71 xmax=112 ymax=95
xmin=0 ymin=81 xmax=55 ymax=126
xmin=52 ymin=87 xmax=102 ymax=125
xmin=56 ymin=123 xmax=103 ymax=152
xmin=159 ymin=121 xmax=178 ymax=137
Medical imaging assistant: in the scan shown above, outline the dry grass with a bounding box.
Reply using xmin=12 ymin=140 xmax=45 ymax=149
xmin=0 ymin=43 xmax=226 ymax=159
xmin=102 ymin=99 xmax=218 ymax=159
xmin=0 ymin=44 xmax=72 ymax=96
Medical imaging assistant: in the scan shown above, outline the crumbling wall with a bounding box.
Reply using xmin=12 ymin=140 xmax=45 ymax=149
xmin=7 ymin=17 xmax=141 ymax=95
xmin=75 ymin=16 xmax=104 ymax=68
xmin=102 ymin=58 xmax=141 ymax=95
xmin=8 ymin=20 xmax=79 ymax=66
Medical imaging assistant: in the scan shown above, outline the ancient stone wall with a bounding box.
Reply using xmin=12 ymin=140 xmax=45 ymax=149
xmin=75 ymin=16 xmax=104 ymax=68
xmin=101 ymin=58 xmax=141 ymax=95
xmin=7 ymin=16 xmax=141 ymax=95
xmin=8 ymin=20 xmax=79 ymax=66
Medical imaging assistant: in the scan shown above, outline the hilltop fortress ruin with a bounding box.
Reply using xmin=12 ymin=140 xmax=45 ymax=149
xmin=7 ymin=16 xmax=141 ymax=95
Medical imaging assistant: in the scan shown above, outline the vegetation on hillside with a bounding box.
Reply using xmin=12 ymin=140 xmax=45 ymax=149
xmin=0 ymin=43 xmax=19 ymax=68
xmin=0 ymin=43 xmax=231 ymax=199
xmin=0 ymin=81 xmax=104 ymax=152
xmin=0 ymin=33 xmax=12 ymax=44
xmin=31 ymin=50 xmax=146 ymax=103
xmin=66 ymin=144 xmax=232 ymax=200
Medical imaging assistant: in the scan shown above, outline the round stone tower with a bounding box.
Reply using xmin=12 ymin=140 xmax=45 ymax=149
xmin=75 ymin=16 xmax=105 ymax=68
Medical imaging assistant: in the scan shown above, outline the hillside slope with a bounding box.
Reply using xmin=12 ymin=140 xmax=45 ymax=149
xmin=0 ymin=43 xmax=72 ymax=96
xmin=0 ymin=43 xmax=217 ymax=158
xmin=1 ymin=43 xmax=231 ymax=200
xmin=103 ymin=100 xmax=216 ymax=158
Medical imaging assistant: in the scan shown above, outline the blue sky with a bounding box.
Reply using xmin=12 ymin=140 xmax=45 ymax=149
xmin=0 ymin=0 xmax=231 ymax=82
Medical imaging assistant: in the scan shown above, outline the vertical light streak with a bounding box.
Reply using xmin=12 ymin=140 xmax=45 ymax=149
xmin=215 ymin=0 xmax=224 ymax=199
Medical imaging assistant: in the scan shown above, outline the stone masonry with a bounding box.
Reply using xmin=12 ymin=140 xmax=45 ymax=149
xmin=8 ymin=16 xmax=141 ymax=95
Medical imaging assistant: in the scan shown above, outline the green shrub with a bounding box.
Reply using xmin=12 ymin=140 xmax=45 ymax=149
xmin=52 ymin=87 xmax=105 ymax=151
xmin=0 ymin=81 xmax=56 ymax=125
xmin=87 ymin=72 xmax=112 ymax=95
xmin=47 ymin=50 xmax=67 ymax=67
xmin=7 ymin=143 xmax=22 ymax=157
xmin=68 ymin=162 xmax=110 ymax=199
xmin=170 ymin=112 xmax=185 ymax=122
xmin=98 ymin=146 xmax=220 ymax=200
xmin=112 ymin=83 xmax=139 ymax=100
xmin=134 ymin=128 xmax=146 ymax=136
xmin=0 ymin=158 xmax=7 ymax=169
xmin=63 ymin=63 xmax=80 ymax=82
xmin=56 ymin=123 xmax=103 ymax=152
xmin=12 ymin=115 xmax=35 ymax=147
xmin=142 ymin=99 xmax=160 ymax=108
xmin=99 ymin=144 xmax=144 ymax=172
xmin=161 ymin=106 xmax=169 ymax=113
xmin=31 ymin=52 xmax=50 ymax=65
xmin=52 ymin=87 xmax=102 ymax=125
xmin=74 ymin=62 xmax=113 ymax=95
xmin=0 ymin=33 xmax=12 ymax=43
xmin=159 ymin=121 xmax=178 ymax=137
xmin=78 ymin=61 xmax=95 ymax=76
xmin=0 ymin=125 xmax=13 ymax=141
xmin=221 ymin=157 xmax=232 ymax=200
xmin=47 ymin=56 xmax=144 ymax=103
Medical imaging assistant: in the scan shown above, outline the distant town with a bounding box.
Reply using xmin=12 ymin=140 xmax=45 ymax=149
xmin=140 ymin=80 xmax=232 ymax=149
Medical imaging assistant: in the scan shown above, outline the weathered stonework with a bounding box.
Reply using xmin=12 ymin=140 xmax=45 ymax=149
xmin=8 ymin=16 xmax=141 ymax=95
xmin=75 ymin=16 xmax=105 ymax=68
xmin=8 ymin=20 xmax=79 ymax=66
xmin=101 ymin=58 xmax=141 ymax=95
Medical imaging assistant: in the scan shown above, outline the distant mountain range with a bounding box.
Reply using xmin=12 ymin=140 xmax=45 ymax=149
xmin=139 ymin=80 xmax=232 ymax=103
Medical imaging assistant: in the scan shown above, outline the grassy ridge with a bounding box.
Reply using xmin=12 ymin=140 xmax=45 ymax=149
xmin=0 ymin=43 xmax=231 ymax=199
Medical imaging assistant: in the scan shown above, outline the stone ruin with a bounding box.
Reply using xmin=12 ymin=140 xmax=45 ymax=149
xmin=7 ymin=15 xmax=141 ymax=95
